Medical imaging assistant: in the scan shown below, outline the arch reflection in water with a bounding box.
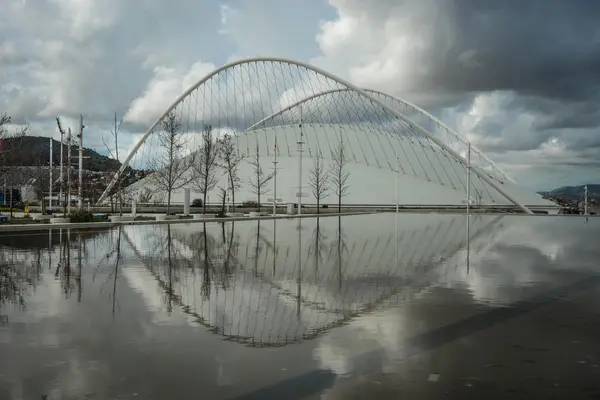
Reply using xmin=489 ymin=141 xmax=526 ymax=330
xmin=120 ymin=214 xmax=506 ymax=347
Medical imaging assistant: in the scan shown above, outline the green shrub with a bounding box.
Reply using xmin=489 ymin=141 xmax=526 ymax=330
xmin=69 ymin=209 xmax=97 ymax=223
xmin=191 ymin=198 xmax=203 ymax=207
xmin=241 ymin=200 xmax=258 ymax=208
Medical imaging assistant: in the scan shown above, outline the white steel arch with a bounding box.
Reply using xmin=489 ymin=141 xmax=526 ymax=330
xmin=98 ymin=57 xmax=533 ymax=213
xmin=247 ymin=87 xmax=513 ymax=184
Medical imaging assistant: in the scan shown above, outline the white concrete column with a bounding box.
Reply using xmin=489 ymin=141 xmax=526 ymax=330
xmin=131 ymin=200 xmax=137 ymax=218
xmin=184 ymin=188 xmax=191 ymax=216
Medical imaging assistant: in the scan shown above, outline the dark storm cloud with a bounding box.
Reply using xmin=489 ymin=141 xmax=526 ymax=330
xmin=413 ymin=0 xmax=600 ymax=164
xmin=421 ymin=0 xmax=600 ymax=101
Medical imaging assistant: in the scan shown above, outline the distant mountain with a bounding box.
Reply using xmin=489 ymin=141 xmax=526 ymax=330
xmin=539 ymin=184 xmax=600 ymax=200
xmin=1 ymin=136 xmax=120 ymax=172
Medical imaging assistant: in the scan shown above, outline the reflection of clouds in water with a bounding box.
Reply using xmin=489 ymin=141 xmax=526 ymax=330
xmin=492 ymin=221 xmax=563 ymax=261
xmin=458 ymin=218 xmax=590 ymax=306
xmin=314 ymin=310 xmax=406 ymax=376
xmin=315 ymin=217 xmax=600 ymax=378
xmin=121 ymin=266 xmax=196 ymax=327
xmin=42 ymin=348 xmax=111 ymax=400
xmin=313 ymin=341 xmax=353 ymax=377
xmin=11 ymin=276 xmax=65 ymax=322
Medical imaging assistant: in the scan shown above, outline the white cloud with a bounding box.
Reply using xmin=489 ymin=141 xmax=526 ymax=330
xmin=124 ymin=61 xmax=216 ymax=127
xmin=49 ymin=0 xmax=119 ymax=40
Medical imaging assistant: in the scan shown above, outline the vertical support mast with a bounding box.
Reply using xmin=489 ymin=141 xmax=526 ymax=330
xmin=297 ymin=105 xmax=304 ymax=216
xmin=49 ymin=138 xmax=53 ymax=209
xmin=466 ymin=142 xmax=471 ymax=215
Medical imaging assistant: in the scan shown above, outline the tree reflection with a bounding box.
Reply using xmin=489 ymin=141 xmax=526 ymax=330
xmin=137 ymin=222 xmax=241 ymax=313
xmin=55 ymin=229 xmax=76 ymax=297
xmin=0 ymin=228 xmax=110 ymax=312
xmin=311 ymin=217 xmax=328 ymax=279
xmin=201 ymin=223 xmax=213 ymax=299
xmin=0 ymin=245 xmax=43 ymax=309
xmin=98 ymin=226 xmax=123 ymax=317
xmin=222 ymin=222 xmax=239 ymax=282
xmin=253 ymin=220 xmax=263 ymax=276
xmin=335 ymin=216 xmax=348 ymax=291
xmin=166 ymin=225 xmax=175 ymax=312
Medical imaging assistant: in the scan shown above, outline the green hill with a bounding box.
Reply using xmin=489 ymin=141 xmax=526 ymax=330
xmin=541 ymin=184 xmax=600 ymax=200
xmin=1 ymin=136 xmax=121 ymax=172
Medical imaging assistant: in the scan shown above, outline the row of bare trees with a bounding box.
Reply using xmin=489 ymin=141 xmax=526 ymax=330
xmin=146 ymin=111 xmax=245 ymax=215
xmin=106 ymin=110 xmax=351 ymax=213
xmin=309 ymin=135 xmax=350 ymax=213
xmin=238 ymin=134 xmax=351 ymax=213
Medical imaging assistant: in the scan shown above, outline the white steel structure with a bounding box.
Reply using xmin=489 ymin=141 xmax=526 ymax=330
xmin=100 ymin=57 xmax=555 ymax=212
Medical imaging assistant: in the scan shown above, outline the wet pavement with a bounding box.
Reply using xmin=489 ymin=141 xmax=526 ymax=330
xmin=1 ymin=214 xmax=599 ymax=399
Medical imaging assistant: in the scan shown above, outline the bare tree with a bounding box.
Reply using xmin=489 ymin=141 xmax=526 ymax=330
xmin=138 ymin=187 xmax=154 ymax=204
xmin=149 ymin=111 xmax=195 ymax=214
xmin=0 ymin=112 xmax=28 ymax=143
xmin=151 ymin=191 xmax=166 ymax=206
xmin=219 ymin=134 xmax=244 ymax=208
xmin=217 ymin=186 xmax=227 ymax=214
xmin=102 ymin=112 xmax=124 ymax=216
xmin=192 ymin=125 xmax=219 ymax=214
xmin=247 ymin=142 xmax=274 ymax=211
xmin=309 ymin=151 xmax=330 ymax=214
xmin=330 ymin=135 xmax=350 ymax=213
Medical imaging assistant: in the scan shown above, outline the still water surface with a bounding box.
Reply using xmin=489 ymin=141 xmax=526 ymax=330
xmin=0 ymin=214 xmax=598 ymax=399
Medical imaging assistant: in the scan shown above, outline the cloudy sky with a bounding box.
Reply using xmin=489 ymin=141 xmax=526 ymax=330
xmin=1 ymin=0 xmax=599 ymax=191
